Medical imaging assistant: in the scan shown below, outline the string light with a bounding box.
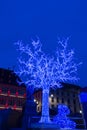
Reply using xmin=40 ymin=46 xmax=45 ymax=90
xmin=53 ymin=104 xmax=76 ymax=129
xmin=15 ymin=38 xmax=81 ymax=123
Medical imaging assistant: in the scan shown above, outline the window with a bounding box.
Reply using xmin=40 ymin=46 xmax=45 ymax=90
xmin=37 ymin=106 xmax=39 ymax=112
xmin=18 ymin=99 xmax=22 ymax=106
xmin=62 ymin=98 xmax=64 ymax=103
xmin=79 ymin=103 xmax=81 ymax=109
xmin=51 ymin=104 xmax=54 ymax=108
xmin=2 ymin=87 xmax=8 ymax=93
xmin=57 ymin=91 xmax=59 ymax=95
xmin=73 ymin=94 xmax=75 ymax=97
xmin=9 ymin=99 xmax=14 ymax=105
xmin=68 ymin=99 xmax=70 ymax=104
xmin=51 ymin=97 xmax=54 ymax=102
xmin=8 ymin=98 xmax=14 ymax=106
xmin=18 ymin=89 xmax=25 ymax=95
xmin=67 ymin=92 xmax=70 ymax=96
xmin=8 ymin=80 xmax=11 ymax=83
xmin=73 ymin=99 xmax=76 ymax=105
xmin=74 ymin=106 xmax=76 ymax=113
xmin=57 ymin=97 xmax=59 ymax=103
xmin=1 ymin=98 xmax=5 ymax=105
xmin=10 ymin=87 xmax=16 ymax=94
xmin=61 ymin=92 xmax=64 ymax=96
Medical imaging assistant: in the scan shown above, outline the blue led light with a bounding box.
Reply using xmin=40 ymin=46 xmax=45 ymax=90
xmin=15 ymin=38 xmax=81 ymax=123
xmin=53 ymin=104 xmax=76 ymax=129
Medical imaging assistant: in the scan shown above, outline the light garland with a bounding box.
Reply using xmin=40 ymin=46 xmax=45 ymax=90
xmin=53 ymin=104 xmax=76 ymax=129
xmin=15 ymin=38 xmax=81 ymax=123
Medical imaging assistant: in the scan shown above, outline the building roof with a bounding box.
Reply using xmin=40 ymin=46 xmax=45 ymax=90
xmin=0 ymin=68 xmax=26 ymax=88
xmin=60 ymin=82 xmax=81 ymax=89
xmin=34 ymin=82 xmax=81 ymax=94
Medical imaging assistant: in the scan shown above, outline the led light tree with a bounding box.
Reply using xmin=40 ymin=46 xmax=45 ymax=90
xmin=53 ymin=104 xmax=76 ymax=129
xmin=15 ymin=38 xmax=81 ymax=123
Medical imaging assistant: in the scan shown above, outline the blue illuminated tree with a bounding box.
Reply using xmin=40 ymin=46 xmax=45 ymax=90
xmin=15 ymin=38 xmax=81 ymax=123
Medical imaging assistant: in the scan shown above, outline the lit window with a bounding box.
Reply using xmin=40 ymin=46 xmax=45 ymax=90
xmin=36 ymin=101 xmax=38 ymax=104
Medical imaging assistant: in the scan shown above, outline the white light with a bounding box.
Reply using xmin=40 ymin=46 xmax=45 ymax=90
xmin=15 ymin=38 xmax=81 ymax=123
xmin=36 ymin=101 xmax=38 ymax=104
xmin=34 ymin=99 xmax=36 ymax=102
xmin=51 ymin=94 xmax=54 ymax=97
xmin=79 ymin=110 xmax=82 ymax=114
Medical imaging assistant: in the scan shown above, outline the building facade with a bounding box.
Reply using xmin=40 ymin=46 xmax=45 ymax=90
xmin=0 ymin=68 xmax=85 ymax=128
xmin=0 ymin=68 xmax=26 ymax=112
xmin=34 ymin=83 xmax=82 ymax=115
xmin=80 ymin=87 xmax=87 ymax=128
xmin=0 ymin=68 xmax=82 ymax=115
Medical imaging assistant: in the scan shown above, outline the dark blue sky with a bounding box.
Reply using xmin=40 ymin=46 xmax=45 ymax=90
xmin=0 ymin=0 xmax=87 ymax=87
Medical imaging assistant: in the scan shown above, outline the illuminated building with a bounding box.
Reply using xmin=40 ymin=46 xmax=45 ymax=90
xmin=34 ymin=83 xmax=86 ymax=128
xmin=34 ymin=83 xmax=82 ymax=115
xmin=0 ymin=68 xmax=85 ymax=128
xmin=0 ymin=68 xmax=26 ymax=111
xmin=80 ymin=87 xmax=87 ymax=128
xmin=0 ymin=68 xmax=37 ymax=128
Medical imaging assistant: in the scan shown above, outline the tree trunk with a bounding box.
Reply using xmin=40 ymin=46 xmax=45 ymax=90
xmin=39 ymin=89 xmax=52 ymax=123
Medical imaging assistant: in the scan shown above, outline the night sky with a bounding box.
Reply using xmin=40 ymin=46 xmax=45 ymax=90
xmin=0 ymin=0 xmax=87 ymax=87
